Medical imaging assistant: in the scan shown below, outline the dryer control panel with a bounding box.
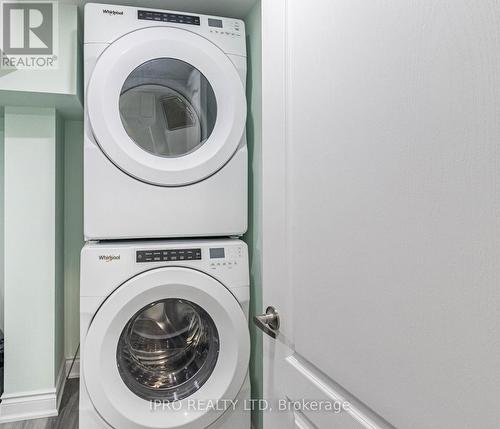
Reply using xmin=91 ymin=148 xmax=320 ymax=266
xmin=136 ymin=8 xmax=241 ymax=37
xmin=84 ymin=4 xmax=246 ymax=58
xmin=138 ymin=10 xmax=200 ymax=25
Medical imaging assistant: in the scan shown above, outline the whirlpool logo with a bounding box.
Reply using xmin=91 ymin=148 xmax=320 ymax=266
xmin=102 ymin=9 xmax=124 ymax=16
xmin=99 ymin=255 xmax=121 ymax=262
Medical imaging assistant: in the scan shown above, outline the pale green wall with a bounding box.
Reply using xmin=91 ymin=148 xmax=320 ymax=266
xmin=0 ymin=113 xmax=82 ymax=392
xmin=3 ymin=107 xmax=64 ymax=393
xmin=244 ymin=2 xmax=263 ymax=429
xmin=64 ymin=120 xmax=83 ymax=360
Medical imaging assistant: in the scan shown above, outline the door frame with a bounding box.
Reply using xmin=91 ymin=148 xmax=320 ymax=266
xmin=261 ymin=1 xmax=295 ymax=427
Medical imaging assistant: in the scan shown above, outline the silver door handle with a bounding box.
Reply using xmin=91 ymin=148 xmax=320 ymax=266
xmin=254 ymin=306 xmax=280 ymax=339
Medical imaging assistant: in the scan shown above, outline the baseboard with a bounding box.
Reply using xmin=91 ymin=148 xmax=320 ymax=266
xmin=0 ymin=359 xmax=67 ymax=424
xmin=65 ymin=356 xmax=80 ymax=379
xmin=0 ymin=390 xmax=58 ymax=423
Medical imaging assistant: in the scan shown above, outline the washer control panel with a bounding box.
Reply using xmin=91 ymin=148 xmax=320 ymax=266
xmin=137 ymin=10 xmax=200 ymax=25
xmin=136 ymin=248 xmax=201 ymax=263
xmin=209 ymin=245 xmax=243 ymax=271
xmin=134 ymin=245 xmax=245 ymax=275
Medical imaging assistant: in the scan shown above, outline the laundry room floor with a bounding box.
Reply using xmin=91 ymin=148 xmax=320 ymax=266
xmin=0 ymin=379 xmax=79 ymax=429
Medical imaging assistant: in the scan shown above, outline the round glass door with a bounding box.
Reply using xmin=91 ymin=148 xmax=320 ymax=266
xmin=87 ymin=27 xmax=247 ymax=186
xmin=117 ymin=298 xmax=219 ymax=402
xmin=119 ymin=59 xmax=217 ymax=158
xmin=83 ymin=267 xmax=250 ymax=429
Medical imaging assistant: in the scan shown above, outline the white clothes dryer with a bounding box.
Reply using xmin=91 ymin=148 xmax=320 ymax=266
xmin=84 ymin=3 xmax=247 ymax=240
xmin=80 ymin=238 xmax=251 ymax=429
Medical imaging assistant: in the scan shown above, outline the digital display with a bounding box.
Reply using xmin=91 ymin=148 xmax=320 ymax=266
xmin=210 ymin=248 xmax=225 ymax=259
xmin=208 ymin=18 xmax=223 ymax=28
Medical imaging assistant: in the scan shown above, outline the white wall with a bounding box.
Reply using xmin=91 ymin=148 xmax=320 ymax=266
xmin=1 ymin=107 xmax=64 ymax=421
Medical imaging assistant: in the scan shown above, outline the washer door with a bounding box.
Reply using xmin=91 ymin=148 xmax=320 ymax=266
xmin=83 ymin=267 xmax=250 ymax=429
xmin=87 ymin=27 xmax=246 ymax=186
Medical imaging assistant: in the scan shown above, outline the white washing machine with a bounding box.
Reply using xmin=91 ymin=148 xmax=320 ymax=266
xmin=80 ymin=239 xmax=251 ymax=429
xmin=84 ymin=3 xmax=247 ymax=240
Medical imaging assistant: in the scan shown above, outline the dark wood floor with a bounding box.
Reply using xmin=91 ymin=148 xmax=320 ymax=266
xmin=0 ymin=379 xmax=79 ymax=429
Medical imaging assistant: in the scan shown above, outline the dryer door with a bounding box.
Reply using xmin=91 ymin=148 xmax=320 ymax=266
xmin=83 ymin=267 xmax=250 ymax=429
xmin=87 ymin=27 xmax=246 ymax=186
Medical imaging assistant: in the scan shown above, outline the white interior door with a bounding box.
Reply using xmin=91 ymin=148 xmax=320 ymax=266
xmin=260 ymin=1 xmax=500 ymax=428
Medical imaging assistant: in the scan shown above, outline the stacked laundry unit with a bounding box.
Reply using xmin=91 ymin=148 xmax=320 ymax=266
xmin=81 ymin=4 xmax=250 ymax=428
